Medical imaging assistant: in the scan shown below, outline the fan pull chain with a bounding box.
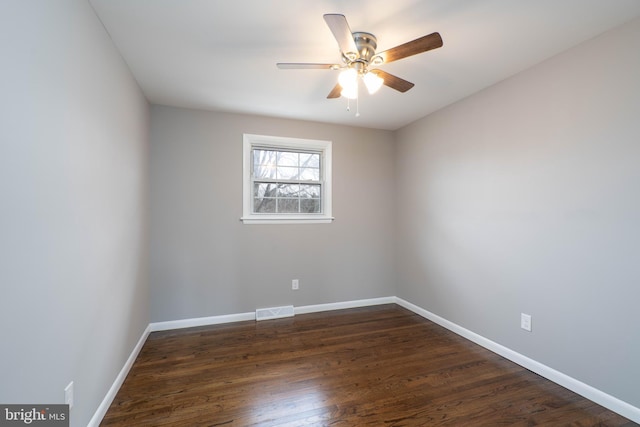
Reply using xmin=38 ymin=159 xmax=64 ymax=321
xmin=343 ymin=87 xmax=360 ymax=116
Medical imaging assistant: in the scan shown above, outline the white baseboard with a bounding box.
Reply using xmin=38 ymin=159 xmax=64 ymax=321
xmin=149 ymin=311 xmax=255 ymax=332
xmin=148 ymin=296 xmax=396 ymax=332
xmin=393 ymin=297 xmax=640 ymax=424
xmin=295 ymin=296 xmax=395 ymax=315
xmin=88 ymin=324 xmax=150 ymax=427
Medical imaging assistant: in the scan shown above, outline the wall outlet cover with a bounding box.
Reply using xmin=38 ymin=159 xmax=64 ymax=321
xmin=521 ymin=313 xmax=532 ymax=332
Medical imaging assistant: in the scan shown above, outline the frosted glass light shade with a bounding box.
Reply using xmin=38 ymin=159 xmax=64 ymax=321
xmin=340 ymin=85 xmax=358 ymax=99
xmin=363 ymin=71 xmax=383 ymax=94
xmin=338 ymin=68 xmax=358 ymax=99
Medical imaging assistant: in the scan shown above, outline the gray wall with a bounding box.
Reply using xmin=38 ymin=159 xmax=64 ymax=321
xmin=395 ymin=17 xmax=640 ymax=407
xmin=150 ymin=106 xmax=395 ymax=322
xmin=0 ymin=1 xmax=150 ymax=426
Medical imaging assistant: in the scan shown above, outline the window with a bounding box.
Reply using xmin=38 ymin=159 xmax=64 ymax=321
xmin=242 ymin=134 xmax=333 ymax=224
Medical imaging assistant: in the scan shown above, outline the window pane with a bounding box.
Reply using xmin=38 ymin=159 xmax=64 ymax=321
xmin=300 ymin=184 xmax=320 ymax=198
xmin=277 ymin=166 xmax=299 ymax=180
xmin=277 ymin=198 xmax=299 ymax=213
xmin=277 ymin=151 xmax=298 ymax=167
xmin=254 ymin=165 xmax=277 ymax=179
xmin=253 ymin=149 xmax=277 ymax=166
xmin=300 ymin=153 xmax=320 ymax=168
xmin=253 ymin=150 xmax=277 ymax=179
xmin=300 ymin=199 xmax=321 ymax=213
xmin=254 ymin=198 xmax=276 ymax=213
xmin=254 ymin=183 xmax=277 ymax=198
xmin=299 ymin=167 xmax=320 ymax=181
xmin=276 ymin=184 xmax=299 ymax=197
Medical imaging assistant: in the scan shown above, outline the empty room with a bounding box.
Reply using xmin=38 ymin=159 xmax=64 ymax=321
xmin=1 ymin=1 xmax=639 ymax=426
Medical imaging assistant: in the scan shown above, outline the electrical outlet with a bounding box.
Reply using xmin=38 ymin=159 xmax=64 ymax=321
xmin=521 ymin=313 xmax=532 ymax=332
xmin=292 ymin=279 xmax=299 ymax=290
xmin=64 ymin=381 xmax=74 ymax=409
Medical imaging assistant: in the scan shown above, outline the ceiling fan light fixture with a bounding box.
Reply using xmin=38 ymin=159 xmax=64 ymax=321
xmin=277 ymin=14 xmax=444 ymax=106
xmin=338 ymin=68 xmax=358 ymax=99
xmin=363 ymin=71 xmax=383 ymax=94
xmin=340 ymin=84 xmax=358 ymax=99
xmin=338 ymin=68 xmax=357 ymax=89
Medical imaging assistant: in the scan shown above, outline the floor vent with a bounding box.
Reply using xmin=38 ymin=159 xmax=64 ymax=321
xmin=255 ymin=305 xmax=294 ymax=321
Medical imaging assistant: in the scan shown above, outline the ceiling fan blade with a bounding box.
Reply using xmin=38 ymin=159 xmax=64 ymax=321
xmin=371 ymin=70 xmax=415 ymax=93
xmin=323 ymin=14 xmax=358 ymax=58
xmin=277 ymin=63 xmax=336 ymax=69
xmin=327 ymin=83 xmax=342 ymax=99
xmin=376 ymin=32 xmax=443 ymax=64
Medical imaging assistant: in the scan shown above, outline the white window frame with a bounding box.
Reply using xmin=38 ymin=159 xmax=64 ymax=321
xmin=242 ymin=134 xmax=333 ymax=224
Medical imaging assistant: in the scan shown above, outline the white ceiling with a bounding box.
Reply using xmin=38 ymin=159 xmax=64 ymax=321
xmin=89 ymin=0 xmax=640 ymax=131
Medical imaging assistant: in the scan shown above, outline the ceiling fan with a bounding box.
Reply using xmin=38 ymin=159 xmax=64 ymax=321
xmin=277 ymin=14 xmax=443 ymax=100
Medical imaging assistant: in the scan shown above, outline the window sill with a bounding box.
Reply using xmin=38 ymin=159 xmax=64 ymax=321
xmin=240 ymin=216 xmax=335 ymax=225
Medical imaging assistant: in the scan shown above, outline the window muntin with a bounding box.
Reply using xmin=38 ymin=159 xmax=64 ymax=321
xmin=242 ymin=134 xmax=332 ymax=224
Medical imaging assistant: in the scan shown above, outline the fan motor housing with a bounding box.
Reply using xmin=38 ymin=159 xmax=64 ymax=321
xmin=352 ymin=32 xmax=377 ymax=62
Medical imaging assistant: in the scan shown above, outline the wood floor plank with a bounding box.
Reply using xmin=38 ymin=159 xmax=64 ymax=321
xmin=101 ymin=305 xmax=637 ymax=426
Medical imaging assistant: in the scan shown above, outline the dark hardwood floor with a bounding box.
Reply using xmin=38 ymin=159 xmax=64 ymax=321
xmin=102 ymin=304 xmax=637 ymax=426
